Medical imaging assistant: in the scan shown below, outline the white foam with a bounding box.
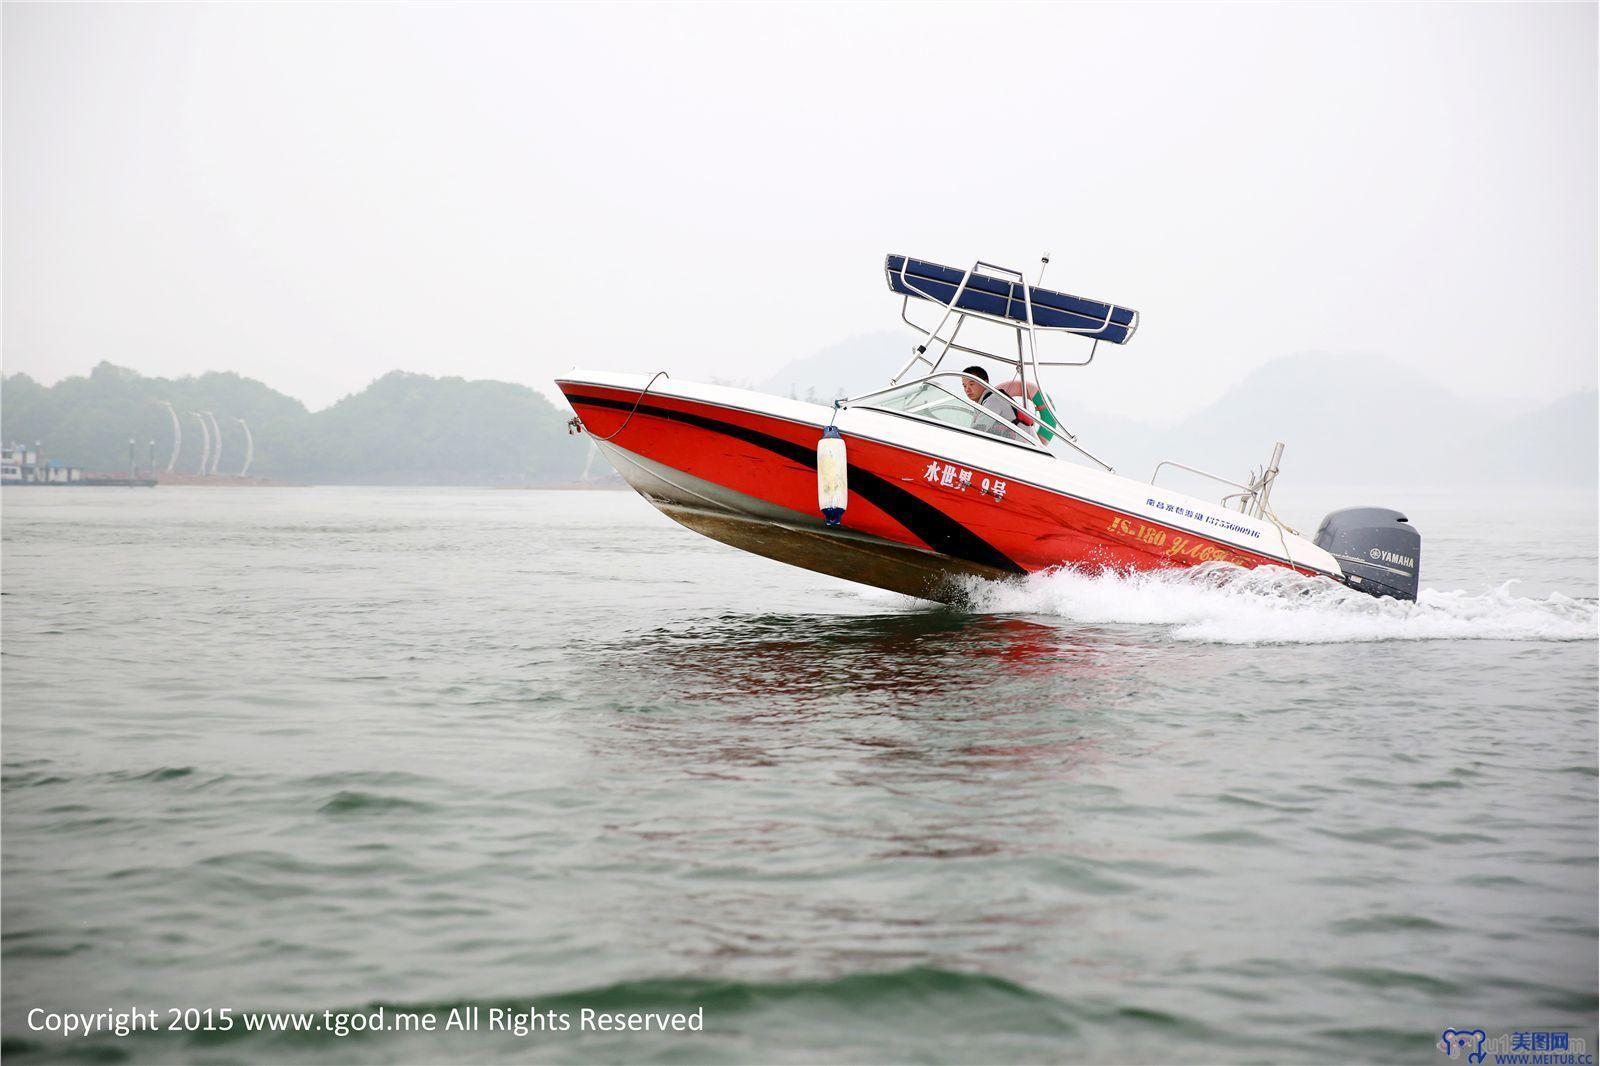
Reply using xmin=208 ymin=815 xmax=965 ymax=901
xmin=950 ymin=564 xmax=1599 ymax=645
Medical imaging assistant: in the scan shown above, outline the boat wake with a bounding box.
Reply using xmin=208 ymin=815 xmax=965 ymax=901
xmin=948 ymin=563 xmax=1598 ymax=645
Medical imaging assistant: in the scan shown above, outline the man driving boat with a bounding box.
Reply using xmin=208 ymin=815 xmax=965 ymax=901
xmin=961 ymin=365 xmax=1021 ymax=434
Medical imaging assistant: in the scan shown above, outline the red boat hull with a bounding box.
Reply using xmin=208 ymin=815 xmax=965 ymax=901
xmin=561 ymin=379 xmax=1323 ymax=601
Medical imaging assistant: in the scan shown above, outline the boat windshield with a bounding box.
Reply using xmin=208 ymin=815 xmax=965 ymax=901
xmin=862 ymin=380 xmax=1033 ymax=445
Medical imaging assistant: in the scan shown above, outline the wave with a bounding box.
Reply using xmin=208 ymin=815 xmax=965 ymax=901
xmin=308 ymin=967 xmax=1074 ymax=1030
xmin=952 ymin=563 xmax=1598 ymax=644
xmin=317 ymin=790 xmax=436 ymax=816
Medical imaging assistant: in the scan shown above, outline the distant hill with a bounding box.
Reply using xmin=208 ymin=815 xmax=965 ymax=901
xmin=1098 ymin=354 xmax=1596 ymax=489
xmin=1 ymin=363 xmax=585 ymax=485
xmin=1 ymin=363 xmax=308 ymax=476
xmin=271 ymin=371 xmax=584 ymax=485
xmin=1468 ymin=390 xmax=1600 ymax=486
xmin=758 ymin=332 xmax=905 ymax=401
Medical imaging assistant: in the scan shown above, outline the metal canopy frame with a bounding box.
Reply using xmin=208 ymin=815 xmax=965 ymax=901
xmin=1150 ymin=441 xmax=1285 ymax=518
xmin=841 ymin=255 xmax=1126 ymax=473
xmin=831 ymin=253 xmax=1293 ymax=519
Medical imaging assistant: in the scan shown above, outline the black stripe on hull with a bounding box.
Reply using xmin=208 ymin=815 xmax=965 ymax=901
xmin=569 ymin=393 xmax=1025 ymax=575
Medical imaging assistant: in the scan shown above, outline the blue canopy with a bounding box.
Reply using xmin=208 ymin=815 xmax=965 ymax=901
xmin=885 ymin=255 xmax=1138 ymax=345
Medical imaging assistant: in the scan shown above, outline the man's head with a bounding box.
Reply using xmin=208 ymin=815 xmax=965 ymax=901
xmin=961 ymin=365 xmax=989 ymax=401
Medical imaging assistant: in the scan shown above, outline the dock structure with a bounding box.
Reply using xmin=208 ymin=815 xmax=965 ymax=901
xmin=2 ymin=442 xmax=85 ymax=485
xmin=3 ymin=441 xmax=156 ymax=487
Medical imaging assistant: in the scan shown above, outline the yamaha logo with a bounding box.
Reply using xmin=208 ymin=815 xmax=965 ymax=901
xmin=1368 ymin=547 xmax=1415 ymax=568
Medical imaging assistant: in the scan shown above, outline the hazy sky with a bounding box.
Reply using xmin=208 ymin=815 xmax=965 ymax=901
xmin=5 ymin=2 xmax=1595 ymax=417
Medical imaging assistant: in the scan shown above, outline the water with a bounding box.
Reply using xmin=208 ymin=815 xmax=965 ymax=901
xmin=2 ymin=485 xmax=1595 ymax=1064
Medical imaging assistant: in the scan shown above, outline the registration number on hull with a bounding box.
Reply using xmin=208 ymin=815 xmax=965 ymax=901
xmin=920 ymin=461 xmax=1006 ymax=502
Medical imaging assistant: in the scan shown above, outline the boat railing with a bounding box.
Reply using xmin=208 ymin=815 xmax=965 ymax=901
xmin=842 ymin=372 xmax=1116 ymax=473
xmin=1152 ymin=460 xmax=1253 ymax=497
xmin=1151 ymin=442 xmax=1284 ymax=518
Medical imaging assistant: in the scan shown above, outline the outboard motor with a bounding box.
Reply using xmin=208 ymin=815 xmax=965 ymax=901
xmin=1313 ymin=507 xmax=1421 ymax=601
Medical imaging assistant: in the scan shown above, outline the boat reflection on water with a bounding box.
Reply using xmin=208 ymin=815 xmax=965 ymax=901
xmin=561 ymin=612 xmax=1156 ymax=978
xmin=571 ymin=611 xmax=1160 ymax=789
xmin=599 ymin=611 xmax=1131 ymax=704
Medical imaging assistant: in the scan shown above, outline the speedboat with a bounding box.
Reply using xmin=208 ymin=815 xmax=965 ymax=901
xmin=557 ymin=254 xmax=1421 ymax=602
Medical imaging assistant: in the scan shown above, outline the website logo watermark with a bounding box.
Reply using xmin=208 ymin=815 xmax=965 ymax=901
xmin=1440 ymin=1029 xmax=1593 ymax=1065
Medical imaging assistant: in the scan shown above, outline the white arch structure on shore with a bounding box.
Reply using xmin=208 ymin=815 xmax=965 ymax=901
xmin=236 ymin=418 xmax=254 ymax=477
xmin=205 ymin=412 xmax=223 ymax=475
xmin=160 ymin=401 xmax=181 ymax=472
xmin=191 ymin=412 xmax=211 ymax=475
